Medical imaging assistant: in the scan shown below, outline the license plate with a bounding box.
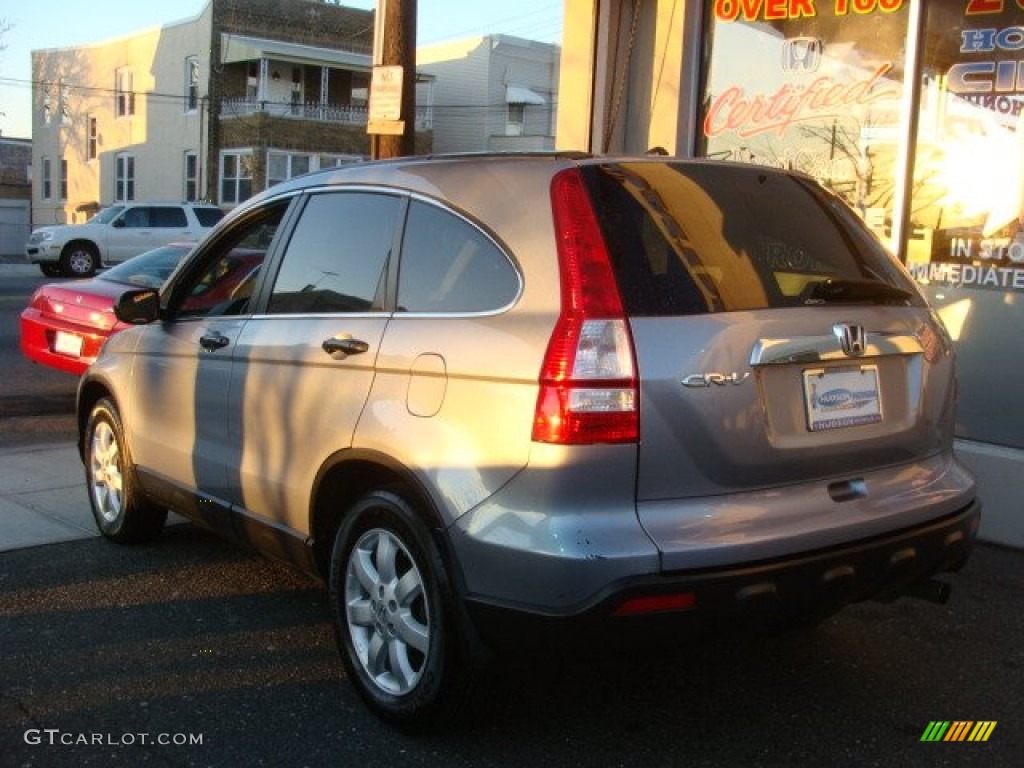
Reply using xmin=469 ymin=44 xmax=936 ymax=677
xmin=54 ymin=331 xmax=83 ymax=358
xmin=803 ymin=365 xmax=882 ymax=431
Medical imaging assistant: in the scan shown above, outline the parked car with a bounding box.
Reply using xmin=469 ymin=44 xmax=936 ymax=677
xmin=25 ymin=201 xmax=224 ymax=278
xmin=77 ymin=153 xmax=980 ymax=728
xmin=21 ymin=242 xmax=260 ymax=375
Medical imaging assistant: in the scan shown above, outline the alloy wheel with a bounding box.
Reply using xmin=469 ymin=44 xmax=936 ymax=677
xmin=89 ymin=420 xmax=124 ymax=525
xmin=345 ymin=527 xmax=431 ymax=696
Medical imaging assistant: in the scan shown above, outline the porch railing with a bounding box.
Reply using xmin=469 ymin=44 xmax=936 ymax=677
xmin=220 ymin=98 xmax=432 ymax=130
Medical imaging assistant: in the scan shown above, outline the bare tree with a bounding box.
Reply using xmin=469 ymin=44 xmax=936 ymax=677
xmin=0 ymin=18 xmax=11 ymax=53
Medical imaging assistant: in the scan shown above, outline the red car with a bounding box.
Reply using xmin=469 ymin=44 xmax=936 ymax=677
xmin=20 ymin=243 xmax=262 ymax=375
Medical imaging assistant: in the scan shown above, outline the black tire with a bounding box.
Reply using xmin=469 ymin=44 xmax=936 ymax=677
xmin=84 ymin=398 xmax=167 ymax=544
xmin=39 ymin=263 xmax=61 ymax=277
xmin=60 ymin=242 xmax=99 ymax=277
xmin=329 ymin=489 xmax=474 ymax=728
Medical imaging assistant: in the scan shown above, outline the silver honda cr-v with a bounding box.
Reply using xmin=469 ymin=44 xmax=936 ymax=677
xmin=78 ymin=153 xmax=980 ymax=727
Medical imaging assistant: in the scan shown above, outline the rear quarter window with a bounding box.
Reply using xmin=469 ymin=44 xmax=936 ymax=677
xmin=582 ymin=162 xmax=920 ymax=316
xmin=397 ymin=200 xmax=519 ymax=313
xmin=193 ymin=207 xmax=225 ymax=227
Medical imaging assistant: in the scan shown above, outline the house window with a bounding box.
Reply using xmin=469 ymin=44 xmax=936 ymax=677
xmin=221 ymin=151 xmax=253 ymax=205
xmin=41 ymin=157 xmax=52 ymax=200
xmin=60 ymin=158 xmax=68 ymax=201
xmin=184 ymin=151 xmax=198 ymax=201
xmin=59 ymin=83 xmax=70 ymax=125
xmin=115 ymin=153 xmax=135 ymax=202
xmin=506 ymin=103 xmax=526 ymax=136
xmin=319 ymin=154 xmax=365 ymax=168
xmin=185 ymin=56 xmax=199 ymax=112
xmin=116 ymin=69 xmax=135 ymax=117
xmin=87 ymin=116 xmax=98 ymax=160
xmin=267 ymin=152 xmax=311 ymax=187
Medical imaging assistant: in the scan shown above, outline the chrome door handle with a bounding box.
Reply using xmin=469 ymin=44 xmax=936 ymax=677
xmin=322 ymin=337 xmax=369 ymax=357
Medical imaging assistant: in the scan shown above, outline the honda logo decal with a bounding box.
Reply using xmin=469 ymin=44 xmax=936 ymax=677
xmin=782 ymin=37 xmax=824 ymax=73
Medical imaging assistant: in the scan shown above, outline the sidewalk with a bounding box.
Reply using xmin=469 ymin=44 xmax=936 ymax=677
xmin=0 ymin=442 xmax=98 ymax=552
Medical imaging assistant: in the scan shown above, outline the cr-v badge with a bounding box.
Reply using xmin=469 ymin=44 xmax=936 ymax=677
xmin=681 ymin=372 xmax=751 ymax=388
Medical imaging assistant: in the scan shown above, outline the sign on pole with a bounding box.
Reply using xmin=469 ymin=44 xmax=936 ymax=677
xmin=368 ymin=65 xmax=404 ymax=135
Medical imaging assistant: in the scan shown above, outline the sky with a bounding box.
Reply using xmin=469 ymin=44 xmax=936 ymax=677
xmin=0 ymin=0 xmax=564 ymax=138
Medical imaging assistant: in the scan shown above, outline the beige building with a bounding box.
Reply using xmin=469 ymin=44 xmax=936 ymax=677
xmin=418 ymin=34 xmax=560 ymax=153
xmin=30 ymin=0 xmax=432 ymax=228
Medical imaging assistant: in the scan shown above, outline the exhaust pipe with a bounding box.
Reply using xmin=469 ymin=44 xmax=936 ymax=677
xmin=903 ymin=578 xmax=952 ymax=605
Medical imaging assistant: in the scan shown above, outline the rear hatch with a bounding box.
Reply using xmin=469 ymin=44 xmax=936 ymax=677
xmin=580 ymin=160 xmax=956 ymax=505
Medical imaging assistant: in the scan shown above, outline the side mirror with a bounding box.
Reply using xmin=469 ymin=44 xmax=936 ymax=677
xmin=112 ymin=218 xmax=125 ymax=228
xmin=114 ymin=289 xmax=161 ymax=324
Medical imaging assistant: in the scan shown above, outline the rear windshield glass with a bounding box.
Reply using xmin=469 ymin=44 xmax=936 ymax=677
xmin=581 ymin=162 xmax=921 ymax=316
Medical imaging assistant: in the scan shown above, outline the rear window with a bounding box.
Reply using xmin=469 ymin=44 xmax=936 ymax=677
xmin=193 ymin=207 xmax=225 ymax=227
xmin=581 ymin=162 xmax=921 ymax=316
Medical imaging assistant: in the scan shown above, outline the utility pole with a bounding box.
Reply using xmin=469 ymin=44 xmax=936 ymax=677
xmin=370 ymin=0 xmax=417 ymax=159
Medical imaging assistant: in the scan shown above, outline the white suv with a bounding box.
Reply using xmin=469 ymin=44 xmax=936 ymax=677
xmin=26 ymin=202 xmax=224 ymax=277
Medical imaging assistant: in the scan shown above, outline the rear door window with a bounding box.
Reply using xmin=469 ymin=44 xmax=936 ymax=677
xmin=397 ymin=200 xmax=520 ymax=313
xmin=268 ymin=191 xmax=401 ymax=314
xmin=582 ymin=162 xmax=921 ymax=316
xmin=152 ymin=207 xmax=189 ymax=227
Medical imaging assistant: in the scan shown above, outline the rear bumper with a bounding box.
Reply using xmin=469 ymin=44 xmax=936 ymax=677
xmin=464 ymin=499 xmax=980 ymax=638
xmin=19 ymin=309 xmax=101 ymax=375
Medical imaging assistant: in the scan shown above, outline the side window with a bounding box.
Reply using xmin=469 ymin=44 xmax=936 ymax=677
xmin=121 ymin=207 xmax=150 ymax=228
xmin=268 ymin=192 xmax=400 ymax=315
xmin=398 ymin=201 xmax=519 ymax=313
xmin=193 ymin=207 xmax=224 ymax=227
xmin=152 ymin=207 xmax=189 ymax=227
xmin=173 ymin=201 xmax=288 ymax=319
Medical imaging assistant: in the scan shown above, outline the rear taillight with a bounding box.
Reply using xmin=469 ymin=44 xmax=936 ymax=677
xmin=532 ymin=169 xmax=638 ymax=445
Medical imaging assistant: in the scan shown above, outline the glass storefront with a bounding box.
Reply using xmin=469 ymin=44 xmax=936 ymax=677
xmin=697 ymin=2 xmax=911 ymax=236
xmin=910 ymin=1 xmax=1024 ymax=448
xmin=696 ymin=0 xmax=1024 ymax=449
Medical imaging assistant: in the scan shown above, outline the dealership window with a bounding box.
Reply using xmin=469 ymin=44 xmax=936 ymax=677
xmin=221 ymin=151 xmax=253 ymax=205
xmin=185 ymin=56 xmax=199 ymax=112
xmin=184 ymin=151 xmax=199 ymax=201
xmin=87 ymin=116 xmax=98 ymax=160
xmin=906 ymin=1 xmax=1024 ymax=450
xmin=267 ymin=152 xmax=311 ymax=187
xmin=41 ymin=156 xmax=51 ymax=200
xmin=696 ymin=3 xmax=910 ymax=238
xmin=115 ymin=68 xmax=135 ymax=117
xmin=115 ymin=153 xmax=135 ymax=202
xmin=60 ymin=158 xmax=68 ymax=201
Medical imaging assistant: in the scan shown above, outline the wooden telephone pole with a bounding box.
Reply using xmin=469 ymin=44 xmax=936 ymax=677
xmin=370 ymin=0 xmax=417 ymax=159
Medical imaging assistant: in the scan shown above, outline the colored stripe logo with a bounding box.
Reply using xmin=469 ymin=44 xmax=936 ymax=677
xmin=921 ymin=721 xmax=997 ymax=742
